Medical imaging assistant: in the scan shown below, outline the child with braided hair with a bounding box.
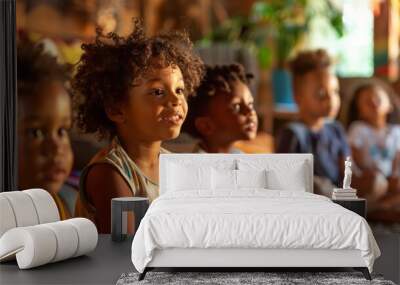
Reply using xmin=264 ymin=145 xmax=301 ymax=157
xmin=183 ymin=63 xmax=258 ymax=153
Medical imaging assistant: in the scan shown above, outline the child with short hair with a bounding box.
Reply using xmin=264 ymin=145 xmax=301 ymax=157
xmin=347 ymin=83 xmax=400 ymax=203
xmin=17 ymin=37 xmax=76 ymax=219
xmin=183 ymin=64 xmax=258 ymax=153
xmin=73 ymin=20 xmax=204 ymax=233
xmin=276 ymin=49 xmax=350 ymax=195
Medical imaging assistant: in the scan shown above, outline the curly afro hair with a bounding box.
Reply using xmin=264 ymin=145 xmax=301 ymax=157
xmin=183 ymin=63 xmax=253 ymax=138
xmin=289 ymin=49 xmax=332 ymax=78
xmin=17 ymin=36 xmax=72 ymax=98
xmin=72 ymin=19 xmax=205 ymax=139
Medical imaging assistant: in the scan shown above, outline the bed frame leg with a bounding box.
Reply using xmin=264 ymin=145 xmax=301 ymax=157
xmin=138 ymin=268 xmax=148 ymax=281
xmin=354 ymin=267 xmax=371 ymax=280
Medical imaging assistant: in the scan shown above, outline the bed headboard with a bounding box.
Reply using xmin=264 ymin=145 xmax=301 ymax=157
xmin=159 ymin=153 xmax=314 ymax=194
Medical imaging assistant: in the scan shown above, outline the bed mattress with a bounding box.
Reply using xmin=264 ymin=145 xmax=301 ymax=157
xmin=131 ymin=189 xmax=380 ymax=273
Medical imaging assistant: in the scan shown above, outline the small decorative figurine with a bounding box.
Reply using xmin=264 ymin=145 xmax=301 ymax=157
xmin=343 ymin=156 xmax=352 ymax=189
xmin=332 ymin=156 xmax=358 ymax=199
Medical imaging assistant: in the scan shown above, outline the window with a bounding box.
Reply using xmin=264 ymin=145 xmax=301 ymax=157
xmin=305 ymin=0 xmax=374 ymax=77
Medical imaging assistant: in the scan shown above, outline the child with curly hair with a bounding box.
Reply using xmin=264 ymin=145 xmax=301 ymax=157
xmin=17 ymin=36 xmax=76 ymax=219
xmin=73 ymin=20 xmax=204 ymax=233
xmin=183 ymin=64 xmax=258 ymax=153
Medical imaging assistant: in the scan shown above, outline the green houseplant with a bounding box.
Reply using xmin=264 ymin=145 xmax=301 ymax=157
xmin=199 ymin=0 xmax=344 ymax=107
xmin=251 ymin=0 xmax=344 ymax=68
xmin=251 ymin=0 xmax=344 ymax=107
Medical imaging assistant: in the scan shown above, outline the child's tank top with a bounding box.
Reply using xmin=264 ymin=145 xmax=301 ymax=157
xmin=78 ymin=137 xmax=169 ymax=218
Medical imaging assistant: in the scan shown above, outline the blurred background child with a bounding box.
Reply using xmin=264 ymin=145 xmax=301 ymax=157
xmin=183 ymin=64 xmax=258 ymax=153
xmin=17 ymin=36 xmax=76 ymax=219
xmin=73 ymin=20 xmax=204 ymax=233
xmin=347 ymin=83 xmax=400 ymax=210
xmin=276 ymin=49 xmax=350 ymax=196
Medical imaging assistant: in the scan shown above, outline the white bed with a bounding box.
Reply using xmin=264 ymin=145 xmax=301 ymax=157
xmin=131 ymin=154 xmax=380 ymax=280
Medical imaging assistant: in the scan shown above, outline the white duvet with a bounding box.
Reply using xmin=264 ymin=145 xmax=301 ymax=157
xmin=131 ymin=189 xmax=380 ymax=273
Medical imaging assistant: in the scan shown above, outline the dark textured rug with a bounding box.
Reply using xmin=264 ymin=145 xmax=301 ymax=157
xmin=116 ymin=271 xmax=395 ymax=285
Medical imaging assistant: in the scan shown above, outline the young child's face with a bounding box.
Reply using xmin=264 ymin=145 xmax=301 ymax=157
xmin=201 ymin=81 xmax=258 ymax=142
xmin=18 ymin=81 xmax=73 ymax=194
xmin=117 ymin=65 xmax=188 ymax=142
xmin=357 ymin=86 xmax=392 ymax=125
xmin=295 ymin=70 xmax=339 ymax=120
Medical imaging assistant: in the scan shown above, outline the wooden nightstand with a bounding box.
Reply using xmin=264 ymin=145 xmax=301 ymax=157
xmin=332 ymin=198 xmax=366 ymax=218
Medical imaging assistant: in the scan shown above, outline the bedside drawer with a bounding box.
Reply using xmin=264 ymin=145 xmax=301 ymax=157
xmin=332 ymin=199 xmax=366 ymax=218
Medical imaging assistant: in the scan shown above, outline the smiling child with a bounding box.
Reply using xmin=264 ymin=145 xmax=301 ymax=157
xmin=73 ymin=20 xmax=204 ymax=233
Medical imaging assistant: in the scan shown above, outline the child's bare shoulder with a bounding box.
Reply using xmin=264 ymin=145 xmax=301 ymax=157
xmin=85 ymin=164 xmax=130 ymax=196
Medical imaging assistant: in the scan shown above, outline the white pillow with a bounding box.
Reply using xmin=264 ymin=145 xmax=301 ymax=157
xmin=212 ymin=168 xmax=237 ymax=190
xmin=237 ymin=169 xmax=267 ymax=189
xmin=267 ymin=163 xmax=307 ymax=191
xmin=237 ymin=159 xmax=309 ymax=191
xmin=167 ymin=163 xmax=212 ymax=191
